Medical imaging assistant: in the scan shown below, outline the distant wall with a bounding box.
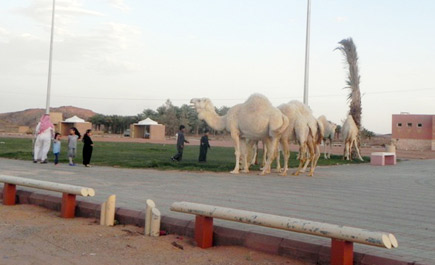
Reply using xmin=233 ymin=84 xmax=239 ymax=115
xmin=150 ymin=125 xmax=165 ymax=140
xmin=396 ymin=139 xmax=433 ymax=151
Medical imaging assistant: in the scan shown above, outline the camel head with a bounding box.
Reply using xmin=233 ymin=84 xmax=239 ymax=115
xmin=190 ymin=97 xmax=226 ymax=130
xmin=329 ymin=121 xmax=337 ymax=133
xmin=190 ymin=98 xmax=215 ymax=113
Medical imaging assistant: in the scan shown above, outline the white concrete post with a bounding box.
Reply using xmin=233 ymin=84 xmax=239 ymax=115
xmin=100 ymin=195 xmax=116 ymax=226
xmin=145 ymin=199 xmax=156 ymax=236
xmin=150 ymin=207 xmax=161 ymax=237
xmin=100 ymin=202 xmax=106 ymax=225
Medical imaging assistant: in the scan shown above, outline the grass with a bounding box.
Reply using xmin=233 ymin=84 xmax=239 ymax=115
xmin=0 ymin=137 xmax=368 ymax=172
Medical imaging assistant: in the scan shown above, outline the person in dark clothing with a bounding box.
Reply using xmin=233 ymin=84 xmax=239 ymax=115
xmin=198 ymin=130 xmax=211 ymax=162
xmin=171 ymin=125 xmax=189 ymax=161
xmin=82 ymin=129 xmax=94 ymax=167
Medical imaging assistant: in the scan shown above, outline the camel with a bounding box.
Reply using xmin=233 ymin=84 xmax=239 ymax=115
xmin=385 ymin=139 xmax=398 ymax=153
xmin=276 ymin=101 xmax=324 ymax=176
xmin=342 ymin=115 xmax=363 ymax=161
xmin=190 ymin=94 xmax=289 ymax=175
xmin=318 ymin=115 xmax=337 ymax=159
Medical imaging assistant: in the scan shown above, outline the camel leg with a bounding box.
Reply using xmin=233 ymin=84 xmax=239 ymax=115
xmin=301 ymin=150 xmax=310 ymax=172
xmin=279 ymin=139 xmax=290 ymax=176
xmin=328 ymin=139 xmax=332 ymax=159
xmin=348 ymin=140 xmax=353 ymax=161
xmin=260 ymin=138 xmax=278 ymax=175
xmin=353 ymin=139 xmax=364 ymax=161
xmin=260 ymin=139 xmax=269 ymax=170
xmin=230 ymin=132 xmax=241 ymax=174
xmin=275 ymin=145 xmax=281 ymax=173
xmin=250 ymin=141 xmax=258 ymax=166
xmin=309 ymin=142 xmax=321 ymax=176
xmin=344 ymin=140 xmax=350 ymax=160
xmin=307 ymin=141 xmax=316 ymax=176
xmin=240 ymin=140 xmax=248 ymax=173
xmin=292 ymin=143 xmax=307 ymax=176
xmin=323 ymin=140 xmax=328 ymax=159
xmin=262 ymin=140 xmax=268 ymax=168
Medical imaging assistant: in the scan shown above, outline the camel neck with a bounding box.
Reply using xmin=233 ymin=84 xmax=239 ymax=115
xmin=200 ymin=110 xmax=226 ymax=131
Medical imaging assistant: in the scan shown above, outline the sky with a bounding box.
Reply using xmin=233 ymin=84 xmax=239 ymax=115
xmin=0 ymin=0 xmax=434 ymax=134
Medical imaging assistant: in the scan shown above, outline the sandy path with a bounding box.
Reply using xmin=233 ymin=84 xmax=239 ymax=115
xmin=0 ymin=204 xmax=309 ymax=265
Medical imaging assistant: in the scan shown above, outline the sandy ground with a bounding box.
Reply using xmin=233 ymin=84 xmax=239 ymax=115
xmin=0 ymin=204 xmax=309 ymax=265
xmin=1 ymin=133 xmax=434 ymax=160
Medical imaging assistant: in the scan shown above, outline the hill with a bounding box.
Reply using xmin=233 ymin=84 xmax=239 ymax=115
xmin=0 ymin=106 xmax=97 ymax=130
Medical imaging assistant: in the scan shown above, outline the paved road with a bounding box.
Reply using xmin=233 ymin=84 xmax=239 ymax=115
xmin=1 ymin=158 xmax=434 ymax=264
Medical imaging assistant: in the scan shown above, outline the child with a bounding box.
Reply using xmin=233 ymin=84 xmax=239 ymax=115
xmin=82 ymin=129 xmax=94 ymax=167
xmin=67 ymin=127 xmax=81 ymax=166
xmin=53 ymin=133 xmax=61 ymax=165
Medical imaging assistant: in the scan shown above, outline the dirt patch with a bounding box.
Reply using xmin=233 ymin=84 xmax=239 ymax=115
xmin=0 ymin=204 xmax=309 ymax=265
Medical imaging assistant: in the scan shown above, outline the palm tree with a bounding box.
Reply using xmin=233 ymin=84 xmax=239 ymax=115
xmin=336 ymin=37 xmax=362 ymax=157
xmin=336 ymin=38 xmax=362 ymax=127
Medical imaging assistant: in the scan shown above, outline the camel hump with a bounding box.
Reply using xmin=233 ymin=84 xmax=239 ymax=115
xmin=245 ymin=93 xmax=272 ymax=107
xmin=318 ymin=115 xmax=327 ymax=125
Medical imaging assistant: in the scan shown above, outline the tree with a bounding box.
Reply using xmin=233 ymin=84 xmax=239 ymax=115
xmin=336 ymin=38 xmax=362 ymax=157
xmin=90 ymin=100 xmax=230 ymax=136
xmin=361 ymin=127 xmax=375 ymax=140
xmin=158 ymin=99 xmax=179 ymax=136
xmin=141 ymin=109 xmax=159 ymax=121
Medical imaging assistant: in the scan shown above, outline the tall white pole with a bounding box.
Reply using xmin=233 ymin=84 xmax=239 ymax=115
xmin=45 ymin=0 xmax=56 ymax=114
xmin=303 ymin=0 xmax=311 ymax=105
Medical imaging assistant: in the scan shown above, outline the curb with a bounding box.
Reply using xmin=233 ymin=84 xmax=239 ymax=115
xmin=0 ymin=189 xmax=429 ymax=265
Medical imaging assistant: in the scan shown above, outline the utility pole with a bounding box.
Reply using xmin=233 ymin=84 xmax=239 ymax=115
xmin=303 ymin=0 xmax=311 ymax=105
xmin=45 ymin=0 xmax=56 ymax=114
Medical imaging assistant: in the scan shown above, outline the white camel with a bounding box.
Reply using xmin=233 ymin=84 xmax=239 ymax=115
xmin=276 ymin=101 xmax=324 ymax=176
xmin=318 ymin=115 xmax=337 ymax=159
xmin=190 ymin=94 xmax=289 ymax=175
xmin=342 ymin=115 xmax=363 ymax=161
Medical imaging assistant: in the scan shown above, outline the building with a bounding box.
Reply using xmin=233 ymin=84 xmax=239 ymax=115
xmin=392 ymin=113 xmax=435 ymax=151
xmin=60 ymin=115 xmax=92 ymax=136
xmin=130 ymin=118 xmax=165 ymax=140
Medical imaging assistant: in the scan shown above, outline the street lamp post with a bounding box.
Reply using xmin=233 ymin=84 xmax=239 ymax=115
xmin=303 ymin=0 xmax=311 ymax=105
xmin=45 ymin=0 xmax=56 ymax=114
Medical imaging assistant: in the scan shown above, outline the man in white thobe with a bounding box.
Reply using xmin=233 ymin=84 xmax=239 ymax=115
xmin=33 ymin=114 xmax=54 ymax=163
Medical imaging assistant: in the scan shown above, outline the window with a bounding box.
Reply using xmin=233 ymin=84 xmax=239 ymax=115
xmin=397 ymin=123 xmax=402 ymax=127
xmin=417 ymin=123 xmax=423 ymax=128
xmin=407 ymin=123 xmax=412 ymax=127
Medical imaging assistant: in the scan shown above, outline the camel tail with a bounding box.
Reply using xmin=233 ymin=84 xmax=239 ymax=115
xmin=316 ymin=121 xmax=324 ymax=145
xmin=274 ymin=115 xmax=289 ymax=136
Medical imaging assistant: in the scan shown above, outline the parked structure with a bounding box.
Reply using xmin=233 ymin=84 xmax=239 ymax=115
xmin=130 ymin=118 xmax=165 ymax=140
xmin=392 ymin=113 xmax=434 ymax=151
xmin=60 ymin=115 xmax=92 ymax=136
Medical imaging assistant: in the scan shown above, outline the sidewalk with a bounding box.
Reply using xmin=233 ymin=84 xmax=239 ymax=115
xmin=1 ymin=158 xmax=434 ymax=264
